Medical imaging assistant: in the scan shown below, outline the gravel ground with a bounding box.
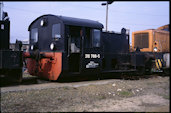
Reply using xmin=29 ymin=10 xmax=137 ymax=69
xmin=0 ymin=74 xmax=170 ymax=112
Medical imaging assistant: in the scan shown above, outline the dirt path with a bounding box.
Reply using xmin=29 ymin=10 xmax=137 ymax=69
xmin=0 ymin=75 xmax=169 ymax=112
xmin=78 ymin=94 xmax=169 ymax=112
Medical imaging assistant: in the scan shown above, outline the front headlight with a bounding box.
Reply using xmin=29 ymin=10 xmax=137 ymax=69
xmin=31 ymin=45 xmax=34 ymax=50
xmin=40 ymin=20 xmax=44 ymax=26
xmin=154 ymin=47 xmax=157 ymax=52
xmin=50 ymin=43 xmax=55 ymax=50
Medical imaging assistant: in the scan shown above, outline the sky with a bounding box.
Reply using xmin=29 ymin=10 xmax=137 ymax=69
xmin=2 ymin=1 xmax=170 ymax=44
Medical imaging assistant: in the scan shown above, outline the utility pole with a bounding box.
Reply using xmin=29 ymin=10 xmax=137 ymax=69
xmin=101 ymin=1 xmax=113 ymax=31
xmin=0 ymin=2 xmax=3 ymax=20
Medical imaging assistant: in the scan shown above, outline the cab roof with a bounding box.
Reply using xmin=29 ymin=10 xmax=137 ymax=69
xmin=28 ymin=14 xmax=103 ymax=30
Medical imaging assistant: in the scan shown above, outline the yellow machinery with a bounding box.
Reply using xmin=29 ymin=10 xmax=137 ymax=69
xmin=132 ymin=24 xmax=170 ymax=72
xmin=132 ymin=27 xmax=169 ymax=53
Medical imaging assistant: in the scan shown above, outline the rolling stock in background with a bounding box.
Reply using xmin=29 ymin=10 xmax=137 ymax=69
xmin=0 ymin=7 xmax=23 ymax=82
xmin=132 ymin=24 xmax=170 ymax=73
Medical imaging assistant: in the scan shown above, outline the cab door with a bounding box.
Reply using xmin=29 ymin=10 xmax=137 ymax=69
xmin=80 ymin=28 xmax=102 ymax=74
xmin=67 ymin=26 xmax=82 ymax=72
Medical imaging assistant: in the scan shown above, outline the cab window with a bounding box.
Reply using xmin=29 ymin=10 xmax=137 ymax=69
xmin=52 ymin=23 xmax=61 ymax=39
xmin=92 ymin=29 xmax=100 ymax=47
xmin=30 ymin=28 xmax=38 ymax=43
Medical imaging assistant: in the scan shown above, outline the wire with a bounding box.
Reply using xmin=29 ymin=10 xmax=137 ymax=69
xmin=4 ymin=5 xmax=168 ymax=27
xmin=5 ymin=3 xmax=169 ymax=17
xmin=68 ymin=3 xmax=169 ymax=17
xmin=109 ymin=20 xmax=165 ymax=27
xmin=4 ymin=6 xmax=43 ymax=14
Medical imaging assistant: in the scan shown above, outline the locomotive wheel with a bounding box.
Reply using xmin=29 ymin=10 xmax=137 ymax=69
xmin=137 ymin=66 xmax=145 ymax=76
xmin=8 ymin=69 xmax=23 ymax=83
xmin=161 ymin=68 xmax=170 ymax=76
xmin=15 ymin=69 xmax=23 ymax=83
xmin=145 ymin=68 xmax=152 ymax=75
xmin=145 ymin=58 xmax=155 ymax=75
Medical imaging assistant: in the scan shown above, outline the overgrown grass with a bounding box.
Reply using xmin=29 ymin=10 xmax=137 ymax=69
xmin=23 ymin=73 xmax=35 ymax=78
xmin=63 ymin=86 xmax=70 ymax=90
xmin=162 ymin=95 xmax=170 ymax=100
xmin=97 ymin=94 xmax=106 ymax=100
xmin=119 ymin=91 xmax=132 ymax=97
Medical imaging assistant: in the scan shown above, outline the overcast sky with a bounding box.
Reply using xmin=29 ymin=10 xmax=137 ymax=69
xmin=2 ymin=1 xmax=169 ymax=44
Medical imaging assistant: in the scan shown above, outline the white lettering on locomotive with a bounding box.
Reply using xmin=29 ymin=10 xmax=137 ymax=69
xmin=85 ymin=54 xmax=100 ymax=58
xmin=85 ymin=54 xmax=90 ymax=58
xmin=86 ymin=61 xmax=99 ymax=68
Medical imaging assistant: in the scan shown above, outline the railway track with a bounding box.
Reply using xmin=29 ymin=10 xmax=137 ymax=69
xmin=0 ymin=76 xmax=37 ymax=87
xmin=0 ymin=72 xmax=167 ymax=88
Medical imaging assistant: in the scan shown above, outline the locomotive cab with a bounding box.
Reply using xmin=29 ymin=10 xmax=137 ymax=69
xmin=25 ymin=14 xmax=103 ymax=80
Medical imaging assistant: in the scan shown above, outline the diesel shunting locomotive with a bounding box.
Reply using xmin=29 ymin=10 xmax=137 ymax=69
xmin=132 ymin=24 xmax=170 ymax=72
xmin=23 ymin=14 xmax=169 ymax=81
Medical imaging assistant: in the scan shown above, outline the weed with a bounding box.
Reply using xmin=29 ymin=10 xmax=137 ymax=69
xmin=97 ymin=94 xmax=106 ymax=100
xmin=162 ymin=95 xmax=170 ymax=100
xmin=119 ymin=91 xmax=132 ymax=97
xmin=63 ymin=87 xmax=69 ymax=90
